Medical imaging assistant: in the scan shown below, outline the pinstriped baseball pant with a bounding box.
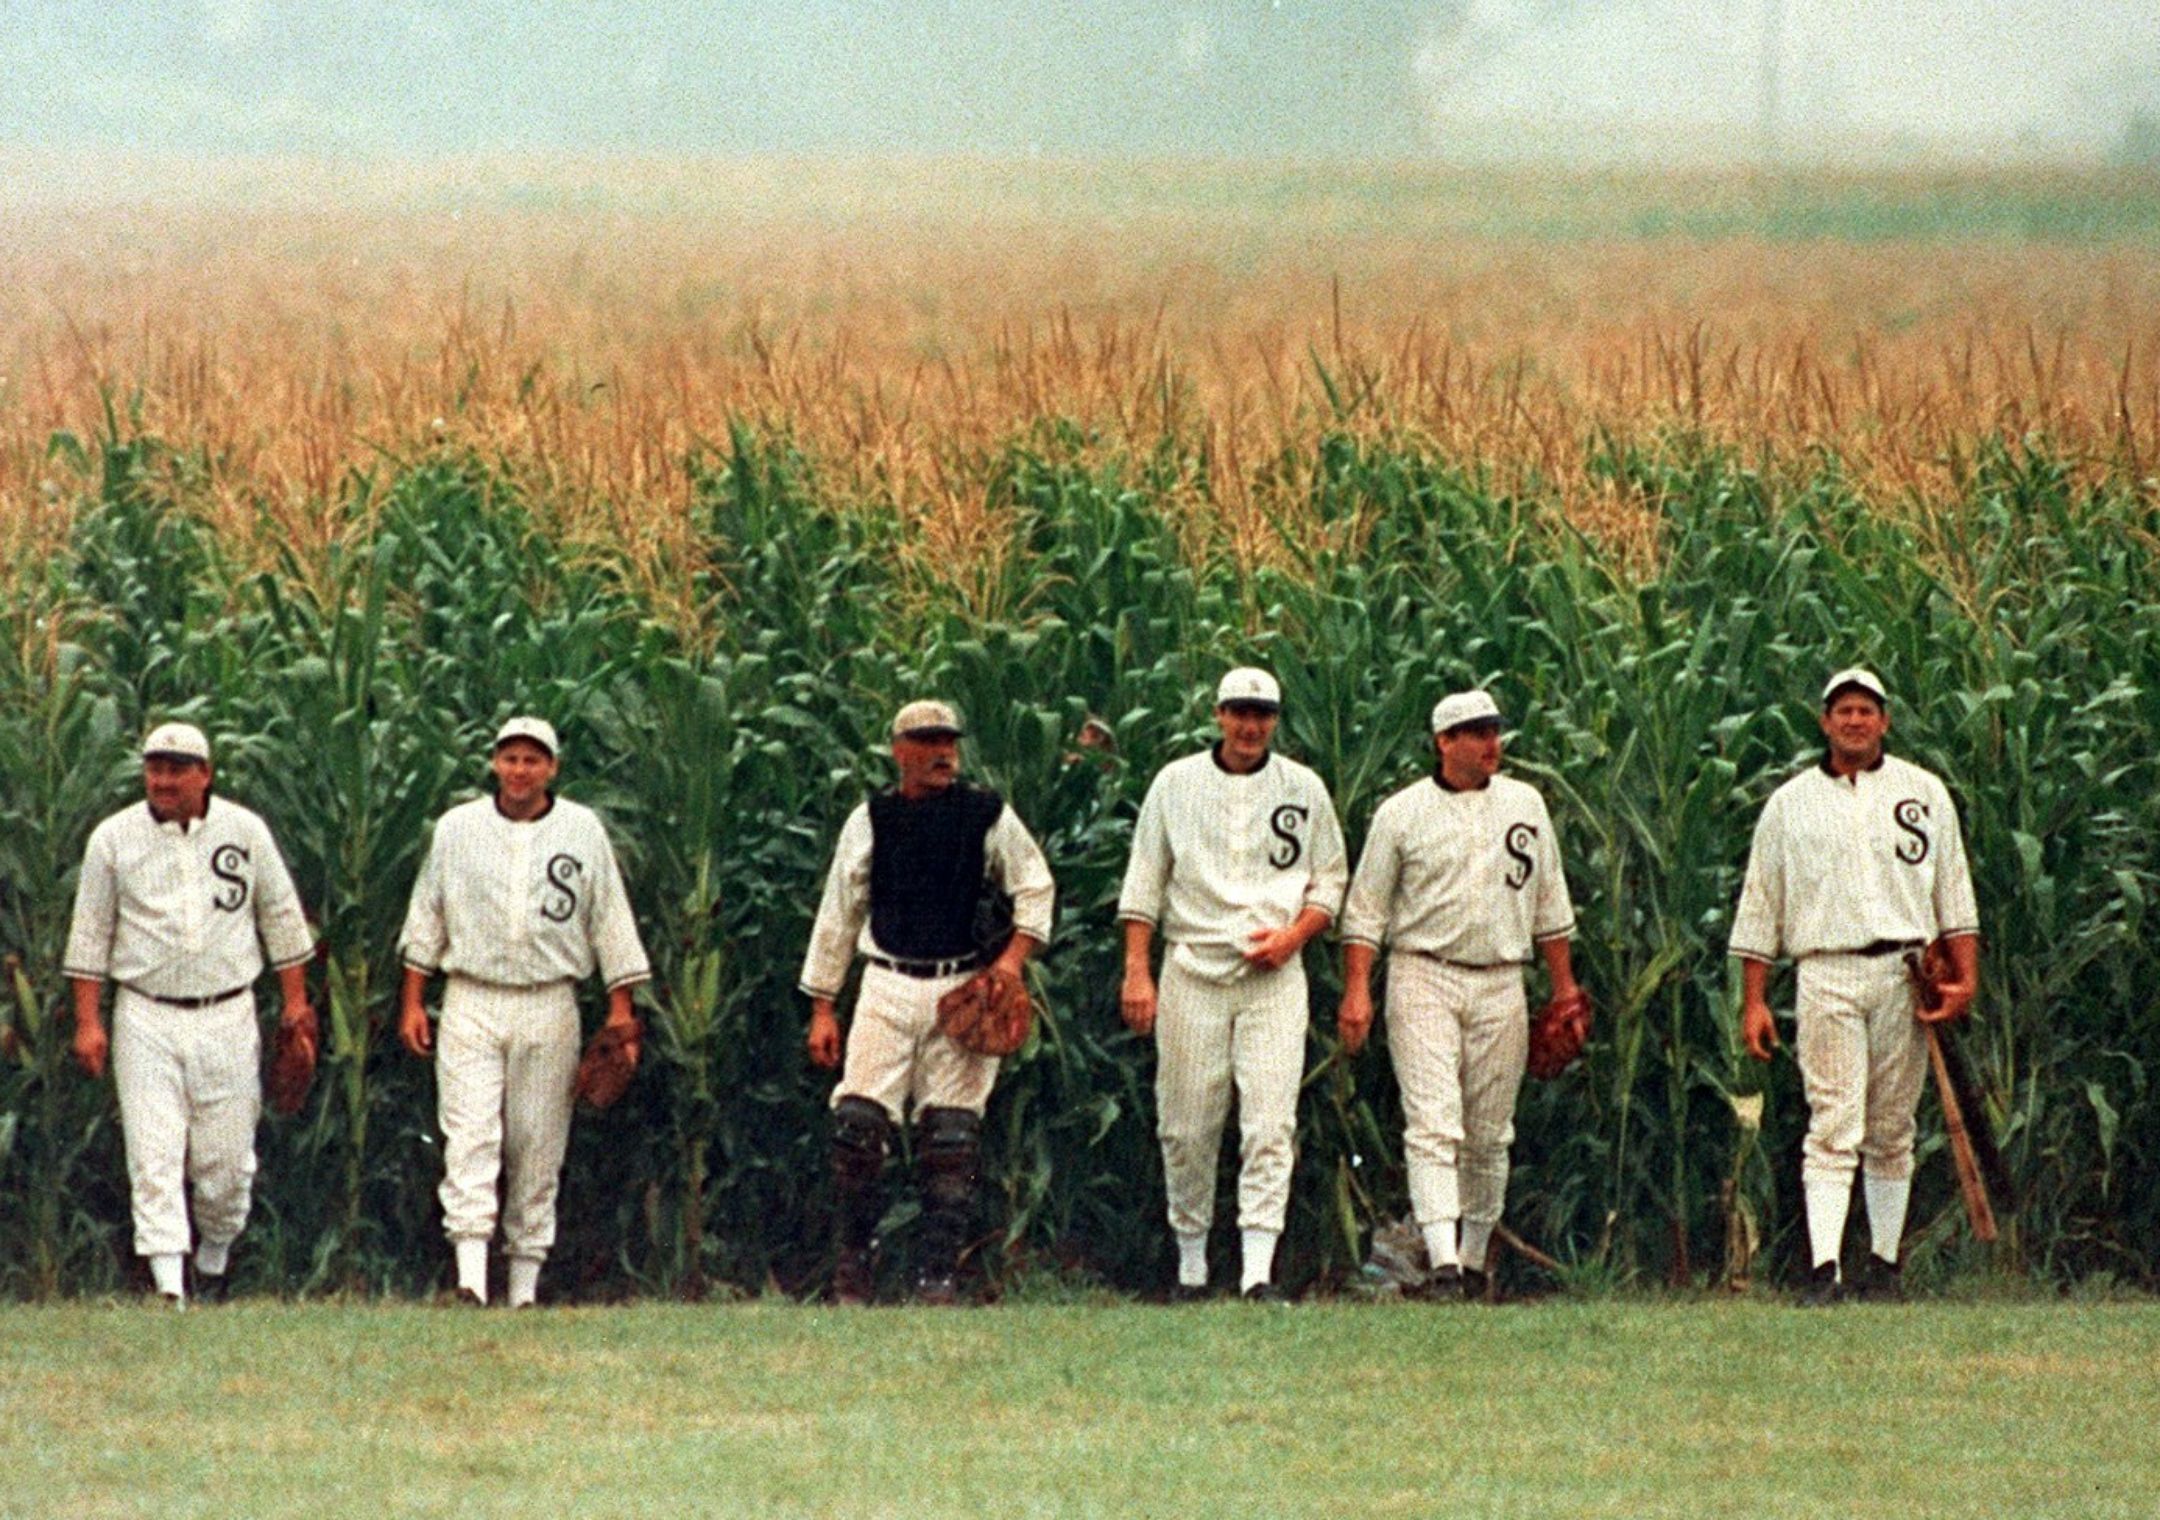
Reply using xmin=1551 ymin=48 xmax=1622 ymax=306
xmin=112 ymin=988 xmax=261 ymax=1258
xmin=1796 ymin=952 xmax=1927 ymax=1184
xmin=832 ymin=963 xmax=998 ymax=1121
xmin=1383 ymin=955 xmax=1528 ymax=1239
xmin=1154 ymin=954 xmax=1308 ymax=1236
xmin=436 ymin=977 xmax=580 ymax=1259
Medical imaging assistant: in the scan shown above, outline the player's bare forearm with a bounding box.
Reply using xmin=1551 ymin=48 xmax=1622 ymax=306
xmin=1538 ymin=936 xmax=1578 ymax=998
xmin=1121 ymin=920 xmax=1154 ymax=978
xmin=68 ymin=976 xmax=108 ymax=1077
xmin=1738 ymin=957 xmax=1778 ymax=1060
xmin=991 ymin=933 xmax=1043 ymax=979
xmin=1337 ymin=942 xmax=1377 ymax=1053
xmin=276 ymin=962 xmax=312 ymax=1026
xmin=605 ymin=984 xmax=638 ymax=1027
xmin=397 ymin=965 xmax=434 ymax=1056
xmin=1119 ymin=920 xmax=1158 ymax=1035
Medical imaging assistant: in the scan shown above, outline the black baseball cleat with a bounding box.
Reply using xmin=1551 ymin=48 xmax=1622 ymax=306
xmin=1410 ymin=1264 xmax=1464 ymax=1302
xmin=1795 ymin=1261 xmax=1844 ymax=1307
xmin=1854 ymin=1254 xmax=1904 ymax=1303
xmin=193 ymin=1273 xmax=231 ymax=1306
xmin=1461 ymin=1267 xmax=1492 ymax=1303
xmin=914 ymin=1270 xmax=964 ymax=1307
xmin=1169 ymin=1283 xmax=1211 ymax=1304
xmin=1241 ymin=1282 xmax=1289 ymax=1304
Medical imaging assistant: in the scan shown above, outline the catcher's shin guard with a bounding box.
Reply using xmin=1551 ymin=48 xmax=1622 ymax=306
xmin=915 ymin=1106 xmax=982 ymax=1281
xmin=831 ymin=1096 xmax=894 ymax=1258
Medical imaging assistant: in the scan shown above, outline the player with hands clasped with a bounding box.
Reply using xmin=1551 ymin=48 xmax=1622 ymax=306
xmin=1731 ymin=669 xmax=1980 ymax=1304
xmin=398 ymin=717 xmax=650 ymax=1308
xmin=63 ymin=722 xmax=316 ymax=1306
xmin=1118 ymin=668 xmax=1348 ymax=1302
xmin=1337 ymin=690 xmax=1582 ymax=1301
xmin=800 ymin=699 xmax=1055 ymax=1306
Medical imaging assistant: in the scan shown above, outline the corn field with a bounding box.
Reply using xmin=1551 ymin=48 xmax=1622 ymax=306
xmin=3 ymin=165 xmax=2157 ymax=1297
xmin=0 ymin=406 xmax=2154 ymax=1300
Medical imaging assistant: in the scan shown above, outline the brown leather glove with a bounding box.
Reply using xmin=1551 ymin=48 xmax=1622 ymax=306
xmin=935 ymin=967 xmax=1033 ymax=1058
xmin=1527 ymin=987 xmax=1593 ymax=1080
xmin=574 ymin=1017 xmax=643 ymax=1110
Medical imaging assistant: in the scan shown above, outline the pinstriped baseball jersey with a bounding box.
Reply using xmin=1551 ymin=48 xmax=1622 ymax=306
xmin=798 ymin=799 xmax=1055 ymax=1000
xmin=400 ymin=795 xmax=650 ymax=990
xmin=1339 ymin=772 xmax=1574 ymax=962
xmin=63 ymin=799 xmax=314 ymax=997
xmin=1729 ymin=753 xmax=1979 ymax=963
xmin=1117 ymin=746 xmax=1348 ymax=979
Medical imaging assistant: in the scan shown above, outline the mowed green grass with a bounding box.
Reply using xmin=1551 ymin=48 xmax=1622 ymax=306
xmin=1 ymin=1300 xmax=2154 ymax=1519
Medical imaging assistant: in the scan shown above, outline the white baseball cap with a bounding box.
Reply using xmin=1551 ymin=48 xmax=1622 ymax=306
xmin=1215 ymin=667 xmax=1282 ymax=711
xmin=892 ymin=699 xmax=963 ymax=739
xmin=142 ymin=722 xmax=211 ymax=763
xmin=1431 ymin=690 xmax=1503 ymax=735
xmin=493 ymin=716 xmax=560 ymax=756
xmin=1821 ymin=668 xmax=1889 ymax=706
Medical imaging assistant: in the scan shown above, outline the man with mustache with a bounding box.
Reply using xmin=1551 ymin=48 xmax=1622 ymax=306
xmin=1732 ymin=668 xmax=1980 ymax=1303
xmin=802 ymin=699 xmax=1055 ymax=1305
xmin=63 ymin=721 xmax=316 ymax=1305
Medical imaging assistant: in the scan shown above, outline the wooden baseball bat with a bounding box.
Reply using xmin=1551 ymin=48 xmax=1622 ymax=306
xmin=1925 ymin=1022 xmax=1997 ymax=1243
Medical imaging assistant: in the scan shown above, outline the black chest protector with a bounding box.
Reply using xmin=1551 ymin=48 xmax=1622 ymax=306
xmin=868 ymin=784 xmax=1006 ymax=959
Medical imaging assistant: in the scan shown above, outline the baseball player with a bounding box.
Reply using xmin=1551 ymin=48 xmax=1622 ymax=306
xmin=1336 ymin=690 xmax=1579 ymax=1301
xmin=1118 ymin=668 xmax=1348 ymax=1301
xmin=398 ymin=717 xmax=650 ymax=1307
xmin=1732 ymin=668 xmax=1980 ymax=1303
xmin=801 ymin=699 xmax=1054 ymax=1305
xmin=62 ymin=721 xmax=315 ymax=1305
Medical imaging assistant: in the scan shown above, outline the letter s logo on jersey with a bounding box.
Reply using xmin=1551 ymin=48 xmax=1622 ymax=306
xmin=541 ymin=853 xmax=583 ymax=922
xmin=1503 ymin=823 xmax=1538 ymax=891
xmin=1893 ymin=799 xmax=1931 ymax=865
xmin=1268 ymin=805 xmax=1310 ymax=869
xmin=210 ymin=844 xmax=251 ymax=912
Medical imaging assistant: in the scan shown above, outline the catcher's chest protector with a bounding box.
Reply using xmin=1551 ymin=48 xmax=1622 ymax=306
xmin=868 ymin=785 xmax=1004 ymax=959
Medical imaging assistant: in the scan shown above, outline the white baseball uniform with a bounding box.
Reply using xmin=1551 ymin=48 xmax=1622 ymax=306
xmin=799 ymin=795 xmax=1054 ymax=1119
xmin=1730 ymin=751 xmax=1979 ymax=1265
xmin=62 ymin=799 xmax=314 ymax=1264
xmin=1118 ymin=746 xmax=1348 ymax=1262
xmin=400 ymin=794 xmax=650 ymax=1267
xmin=1340 ymin=771 xmax=1574 ymax=1271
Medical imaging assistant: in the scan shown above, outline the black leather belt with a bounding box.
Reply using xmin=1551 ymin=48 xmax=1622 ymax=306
xmin=1401 ymin=951 xmax=1526 ymax=971
xmin=1850 ymin=940 xmax=1924 ymax=958
xmin=125 ymin=983 xmax=249 ymax=1008
xmin=867 ymin=954 xmax=983 ymax=980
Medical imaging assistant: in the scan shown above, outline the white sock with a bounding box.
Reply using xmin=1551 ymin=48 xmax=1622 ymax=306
xmin=1863 ymin=1174 xmax=1911 ymax=1263
xmin=1175 ymin=1231 xmax=1209 ymax=1289
xmin=150 ymin=1253 xmax=185 ymax=1299
xmin=1460 ymin=1219 xmax=1495 ymax=1273
xmin=1240 ymin=1229 xmax=1279 ymax=1291
xmin=507 ymin=1257 xmax=542 ymax=1308
xmin=194 ymin=1239 xmax=231 ymax=1278
xmin=1423 ymin=1220 xmax=1461 ymax=1270
xmin=455 ymin=1238 xmax=489 ymax=1303
xmin=1803 ymin=1176 xmax=1851 ymax=1274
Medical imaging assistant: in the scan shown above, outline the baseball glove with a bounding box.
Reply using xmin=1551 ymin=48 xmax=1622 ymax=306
xmin=574 ymin=1018 xmax=643 ymax=1110
xmin=1526 ymin=988 xmax=1593 ymax=1080
xmin=1906 ymin=939 xmax=1957 ymax=1018
xmin=935 ymin=967 xmax=1032 ymax=1058
xmin=267 ymin=1013 xmax=318 ymax=1116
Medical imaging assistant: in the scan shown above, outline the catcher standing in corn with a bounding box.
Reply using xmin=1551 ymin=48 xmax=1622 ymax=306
xmin=63 ymin=722 xmax=317 ymax=1306
xmin=398 ymin=717 xmax=650 ymax=1308
xmin=1336 ymin=691 xmax=1584 ymax=1301
xmin=1119 ymin=668 xmax=1347 ymax=1301
xmin=801 ymin=699 xmax=1054 ymax=1305
xmin=1731 ymin=669 xmax=1979 ymax=1303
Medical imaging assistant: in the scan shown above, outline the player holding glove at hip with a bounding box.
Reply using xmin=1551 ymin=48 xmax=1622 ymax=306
xmin=1336 ymin=690 xmax=1582 ymax=1301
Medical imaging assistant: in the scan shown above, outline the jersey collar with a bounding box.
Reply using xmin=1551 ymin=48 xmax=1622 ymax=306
xmin=1431 ymin=764 xmax=1489 ymax=793
xmin=1210 ymin=742 xmax=1272 ymax=776
xmin=493 ymin=791 xmax=557 ymax=822
xmin=1817 ymin=749 xmax=1889 ymax=781
xmin=145 ymin=796 xmax=213 ymax=832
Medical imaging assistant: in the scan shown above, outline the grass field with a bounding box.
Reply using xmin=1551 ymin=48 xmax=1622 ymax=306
xmin=3 ymin=1299 xmax=2157 ymax=1519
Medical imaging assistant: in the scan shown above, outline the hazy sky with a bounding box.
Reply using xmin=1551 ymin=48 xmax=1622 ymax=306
xmin=3 ymin=0 xmax=2156 ymax=161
